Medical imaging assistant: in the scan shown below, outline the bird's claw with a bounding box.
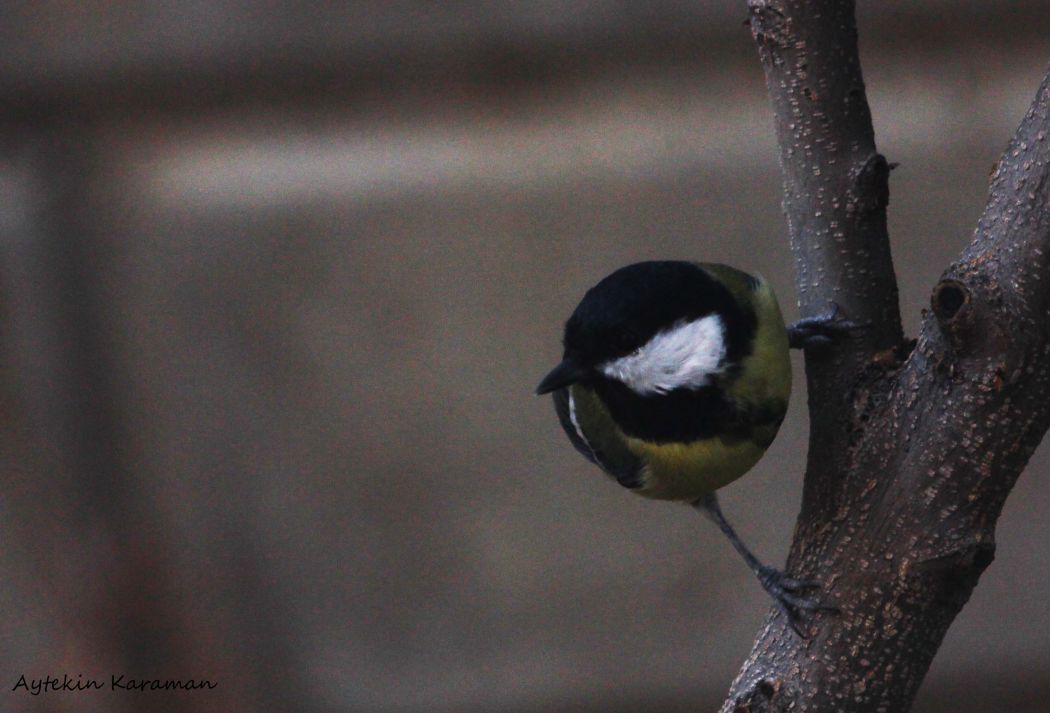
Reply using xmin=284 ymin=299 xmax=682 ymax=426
xmin=787 ymin=305 xmax=871 ymax=350
xmin=756 ymin=565 xmax=837 ymax=637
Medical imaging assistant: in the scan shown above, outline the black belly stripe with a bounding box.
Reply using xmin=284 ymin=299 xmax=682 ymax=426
xmin=591 ymin=377 xmax=734 ymax=444
xmin=591 ymin=376 xmax=787 ymax=447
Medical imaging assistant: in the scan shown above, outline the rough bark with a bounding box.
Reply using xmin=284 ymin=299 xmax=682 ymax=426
xmin=722 ymin=2 xmax=1050 ymax=712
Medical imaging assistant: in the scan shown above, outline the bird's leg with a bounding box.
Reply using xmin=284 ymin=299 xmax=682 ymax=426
xmin=693 ymin=493 xmax=834 ymax=637
xmin=787 ymin=304 xmax=870 ymax=349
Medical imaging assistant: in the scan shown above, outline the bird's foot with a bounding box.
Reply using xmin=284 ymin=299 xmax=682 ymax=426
xmin=787 ymin=305 xmax=870 ymax=349
xmin=756 ymin=565 xmax=837 ymax=637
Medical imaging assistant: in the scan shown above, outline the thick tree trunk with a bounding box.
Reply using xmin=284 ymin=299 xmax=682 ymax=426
xmin=722 ymin=2 xmax=1050 ymax=711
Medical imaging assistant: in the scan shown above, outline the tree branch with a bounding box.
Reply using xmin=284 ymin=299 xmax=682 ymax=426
xmin=723 ymin=2 xmax=1050 ymax=711
xmin=748 ymin=0 xmax=903 ymax=525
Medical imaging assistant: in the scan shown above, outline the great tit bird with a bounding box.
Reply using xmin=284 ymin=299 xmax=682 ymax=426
xmin=537 ymin=261 xmax=849 ymax=632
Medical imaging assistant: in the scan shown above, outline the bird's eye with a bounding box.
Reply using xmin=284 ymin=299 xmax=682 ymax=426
xmin=617 ymin=331 xmax=640 ymax=353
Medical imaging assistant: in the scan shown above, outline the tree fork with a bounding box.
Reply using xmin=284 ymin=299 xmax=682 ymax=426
xmin=722 ymin=2 xmax=1050 ymax=711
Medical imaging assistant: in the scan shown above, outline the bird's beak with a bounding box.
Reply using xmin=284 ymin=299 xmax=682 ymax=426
xmin=536 ymin=359 xmax=587 ymax=395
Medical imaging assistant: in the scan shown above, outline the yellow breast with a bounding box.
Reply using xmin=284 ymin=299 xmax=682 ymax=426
xmin=626 ymin=435 xmax=767 ymax=501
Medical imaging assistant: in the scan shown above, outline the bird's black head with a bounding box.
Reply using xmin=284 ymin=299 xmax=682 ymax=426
xmin=536 ymin=261 xmax=755 ymax=395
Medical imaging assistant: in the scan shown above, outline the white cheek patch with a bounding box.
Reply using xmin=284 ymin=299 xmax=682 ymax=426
xmin=600 ymin=314 xmax=727 ymax=395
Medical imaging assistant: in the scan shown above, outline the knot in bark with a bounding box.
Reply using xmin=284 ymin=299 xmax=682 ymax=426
xmin=847 ymin=153 xmax=891 ymax=216
xmin=729 ymin=676 xmax=797 ymax=713
xmin=747 ymin=0 xmax=789 ymax=48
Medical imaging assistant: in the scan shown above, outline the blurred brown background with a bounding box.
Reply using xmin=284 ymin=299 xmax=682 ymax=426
xmin=1 ymin=2 xmax=1049 ymax=712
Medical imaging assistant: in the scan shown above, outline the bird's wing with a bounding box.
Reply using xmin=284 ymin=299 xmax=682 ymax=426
xmin=553 ymin=386 xmax=643 ymax=490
